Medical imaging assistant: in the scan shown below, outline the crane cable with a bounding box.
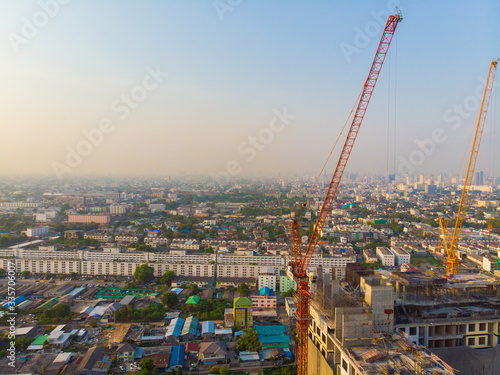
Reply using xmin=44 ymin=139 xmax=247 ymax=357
xmin=444 ymin=112 xmax=478 ymax=215
xmin=305 ymin=89 xmax=363 ymax=202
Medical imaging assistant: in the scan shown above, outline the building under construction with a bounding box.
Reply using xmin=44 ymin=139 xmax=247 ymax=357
xmin=308 ymin=268 xmax=455 ymax=374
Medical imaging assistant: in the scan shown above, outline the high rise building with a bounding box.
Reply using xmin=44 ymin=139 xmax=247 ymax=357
xmin=476 ymin=171 xmax=484 ymax=185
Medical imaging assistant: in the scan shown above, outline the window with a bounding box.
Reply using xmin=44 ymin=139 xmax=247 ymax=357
xmin=479 ymin=337 xmax=486 ymax=345
xmin=409 ymin=327 xmax=417 ymax=335
xmin=469 ymin=324 xmax=476 ymax=332
xmin=342 ymin=359 xmax=348 ymax=371
xmin=468 ymin=337 xmax=475 ymax=346
xmin=479 ymin=323 xmax=486 ymax=331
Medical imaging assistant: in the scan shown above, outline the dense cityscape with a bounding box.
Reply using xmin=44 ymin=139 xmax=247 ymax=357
xmin=0 ymin=173 xmax=499 ymax=374
xmin=1 ymin=1 xmax=499 ymax=375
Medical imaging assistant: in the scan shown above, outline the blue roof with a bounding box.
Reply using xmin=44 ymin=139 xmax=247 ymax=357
xmin=169 ymin=345 xmax=185 ymax=367
xmin=171 ymin=288 xmax=183 ymax=295
xmin=166 ymin=318 xmax=184 ymax=337
xmin=201 ymin=321 xmax=215 ymax=334
xmin=134 ymin=347 xmax=145 ymax=359
xmin=259 ymin=287 xmax=274 ymax=296
xmin=4 ymin=296 xmax=27 ymax=307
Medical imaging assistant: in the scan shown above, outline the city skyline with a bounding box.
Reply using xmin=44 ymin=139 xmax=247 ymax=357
xmin=0 ymin=1 xmax=499 ymax=179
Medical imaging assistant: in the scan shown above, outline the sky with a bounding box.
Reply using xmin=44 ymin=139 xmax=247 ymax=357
xmin=0 ymin=0 xmax=499 ymax=180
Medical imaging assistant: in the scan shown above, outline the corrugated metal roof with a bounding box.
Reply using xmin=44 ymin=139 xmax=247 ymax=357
xmin=255 ymin=325 xmax=286 ymax=337
xmin=181 ymin=316 xmax=198 ymax=336
xmin=201 ymin=321 xmax=215 ymax=334
xmin=168 ymin=345 xmax=185 ymax=367
xmin=165 ymin=317 xmax=184 ymax=337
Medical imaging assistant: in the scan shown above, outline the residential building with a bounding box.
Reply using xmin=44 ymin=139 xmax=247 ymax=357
xmin=279 ymin=269 xmax=297 ymax=293
xmin=68 ymin=214 xmax=110 ymax=224
xmin=109 ymin=204 xmax=130 ymax=215
xmin=285 ymin=297 xmax=297 ymax=317
xmin=251 ymin=295 xmax=277 ymax=310
xmin=116 ymin=343 xmax=135 ymax=363
xmin=26 ymin=226 xmax=50 ymax=237
xmin=233 ymin=297 xmax=253 ymax=327
xmin=391 ymin=246 xmax=411 ymax=266
xmin=258 ymin=266 xmax=276 ymax=292
xmin=363 ymin=249 xmax=378 ymax=263
xmin=198 ymin=342 xmax=228 ymax=365
xmin=376 ymin=246 xmax=395 ymax=267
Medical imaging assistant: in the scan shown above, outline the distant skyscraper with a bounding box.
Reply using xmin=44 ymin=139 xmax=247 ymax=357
xmin=419 ymin=175 xmax=424 ymax=184
xmin=476 ymin=171 xmax=484 ymax=186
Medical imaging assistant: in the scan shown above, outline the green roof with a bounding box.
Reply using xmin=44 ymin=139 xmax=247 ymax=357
xmin=255 ymin=325 xmax=286 ymax=337
xmin=185 ymin=296 xmax=201 ymax=304
xmin=234 ymin=297 xmax=253 ymax=306
xmin=32 ymin=335 xmax=49 ymax=345
xmin=259 ymin=335 xmax=290 ymax=348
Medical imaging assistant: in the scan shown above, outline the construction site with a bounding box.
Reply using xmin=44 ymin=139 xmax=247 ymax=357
xmin=284 ymin=5 xmax=499 ymax=374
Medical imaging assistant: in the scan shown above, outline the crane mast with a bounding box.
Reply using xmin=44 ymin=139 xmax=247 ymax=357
xmin=440 ymin=59 xmax=497 ymax=275
xmin=291 ymin=11 xmax=402 ymax=375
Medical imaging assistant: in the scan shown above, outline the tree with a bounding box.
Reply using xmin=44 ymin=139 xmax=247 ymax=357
xmin=161 ymin=292 xmax=179 ymax=308
xmin=134 ymin=264 xmax=155 ymax=283
xmin=235 ymin=328 xmax=260 ymax=353
xmin=88 ymin=319 xmax=98 ymax=328
xmin=282 ymin=289 xmax=296 ymax=298
xmin=139 ymin=358 xmax=156 ymax=372
xmin=208 ymin=366 xmax=220 ymax=374
xmin=160 ymin=270 xmax=176 ymax=285
xmin=205 ymin=246 xmax=214 ymax=254
xmin=0 ymin=269 xmax=5 ymax=277
xmin=237 ymin=282 xmax=251 ymax=297
xmin=21 ymin=270 xmax=31 ymax=277
xmin=219 ymin=366 xmax=230 ymax=375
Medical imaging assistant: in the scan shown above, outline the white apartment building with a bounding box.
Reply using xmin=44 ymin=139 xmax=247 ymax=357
xmin=258 ymin=266 xmax=276 ymax=291
xmin=115 ymin=235 xmax=140 ymax=243
xmin=109 ymin=204 xmax=130 ymax=215
xmin=26 ymin=226 xmax=50 ymax=237
xmin=390 ymin=246 xmax=411 ymax=266
xmin=84 ymin=232 xmax=113 ymax=242
xmin=285 ymin=297 xmax=297 ymax=317
xmin=376 ymin=247 xmax=395 ymax=267
xmin=171 ymin=239 xmax=201 ymax=250
xmin=149 ymin=203 xmax=166 ymax=211
xmin=0 ymin=246 xmax=357 ymax=281
xmin=217 ymin=264 xmax=265 ymax=279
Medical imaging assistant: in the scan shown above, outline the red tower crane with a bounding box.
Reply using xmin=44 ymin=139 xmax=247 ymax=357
xmin=290 ymin=10 xmax=402 ymax=375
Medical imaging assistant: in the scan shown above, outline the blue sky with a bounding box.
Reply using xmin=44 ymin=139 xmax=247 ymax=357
xmin=0 ymin=0 xmax=498 ymax=179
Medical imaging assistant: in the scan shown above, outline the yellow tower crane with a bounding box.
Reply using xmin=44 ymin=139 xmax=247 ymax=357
xmin=440 ymin=59 xmax=497 ymax=275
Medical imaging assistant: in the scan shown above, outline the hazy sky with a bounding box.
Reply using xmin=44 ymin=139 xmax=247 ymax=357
xmin=0 ymin=0 xmax=499 ymax=179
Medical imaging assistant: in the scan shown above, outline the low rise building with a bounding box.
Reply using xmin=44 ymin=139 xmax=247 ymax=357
xmin=376 ymin=246 xmax=395 ymax=267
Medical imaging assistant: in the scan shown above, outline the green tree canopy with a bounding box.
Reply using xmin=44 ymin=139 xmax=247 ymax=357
xmin=160 ymin=270 xmax=176 ymax=285
xmin=161 ymin=292 xmax=179 ymax=308
xmin=235 ymin=328 xmax=260 ymax=353
xmin=134 ymin=264 xmax=155 ymax=283
xmin=237 ymin=282 xmax=251 ymax=297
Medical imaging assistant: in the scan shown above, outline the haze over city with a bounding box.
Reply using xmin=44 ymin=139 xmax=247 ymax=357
xmin=0 ymin=0 xmax=498 ymax=178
